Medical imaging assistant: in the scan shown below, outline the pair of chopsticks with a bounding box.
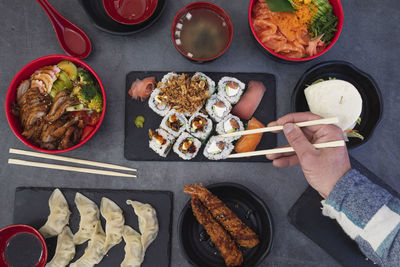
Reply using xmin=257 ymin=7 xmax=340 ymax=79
xmin=8 ymin=149 xmax=137 ymax=178
xmin=218 ymin=117 xmax=345 ymax=159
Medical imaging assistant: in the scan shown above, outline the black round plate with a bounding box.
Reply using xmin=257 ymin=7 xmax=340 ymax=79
xmin=178 ymin=183 xmax=274 ymax=267
xmin=79 ymin=0 xmax=166 ymax=35
xmin=291 ymin=61 xmax=383 ymax=149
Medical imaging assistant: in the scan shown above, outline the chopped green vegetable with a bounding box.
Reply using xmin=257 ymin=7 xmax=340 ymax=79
xmin=309 ymin=0 xmax=337 ymax=43
xmin=134 ymin=116 xmax=145 ymax=128
xmin=58 ymin=61 xmax=78 ymax=81
xmin=50 ymin=71 xmax=73 ymax=98
xmin=71 ymin=83 xmax=103 ymax=112
xmin=88 ymin=93 xmax=103 ymax=113
xmin=347 ymin=131 xmax=364 ymax=140
xmin=310 ymin=77 xmax=337 ymax=85
xmin=265 ymin=0 xmax=295 ymax=12
xmin=357 ymin=117 xmax=362 ymax=125
xmin=66 ymin=104 xmax=91 ymax=112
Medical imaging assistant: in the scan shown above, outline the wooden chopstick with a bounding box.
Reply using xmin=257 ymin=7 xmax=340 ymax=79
xmin=9 ymin=148 xmax=136 ymax=172
xmin=8 ymin=159 xmax=137 ymax=178
xmin=218 ymin=117 xmax=339 ymax=138
xmin=227 ymin=140 xmax=345 ymax=159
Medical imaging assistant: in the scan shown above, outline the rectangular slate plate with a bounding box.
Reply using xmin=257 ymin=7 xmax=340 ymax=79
xmin=288 ymin=156 xmax=400 ymax=267
xmin=13 ymin=187 xmax=173 ymax=267
xmin=124 ymin=71 xmax=276 ymax=162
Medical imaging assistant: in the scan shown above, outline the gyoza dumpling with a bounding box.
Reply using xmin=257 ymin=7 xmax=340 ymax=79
xmin=126 ymin=200 xmax=159 ymax=251
xmin=46 ymin=226 xmax=75 ymax=267
xmin=73 ymin=193 xmax=100 ymax=245
xmin=39 ymin=189 xmax=71 ymax=238
xmin=70 ymin=221 xmax=106 ymax=267
xmin=100 ymin=197 xmax=125 ymax=252
xmin=121 ymin=225 xmax=144 ymax=267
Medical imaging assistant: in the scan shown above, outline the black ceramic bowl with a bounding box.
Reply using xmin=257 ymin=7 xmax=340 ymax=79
xmin=79 ymin=0 xmax=166 ymax=35
xmin=178 ymin=183 xmax=274 ymax=267
xmin=291 ymin=61 xmax=383 ymax=149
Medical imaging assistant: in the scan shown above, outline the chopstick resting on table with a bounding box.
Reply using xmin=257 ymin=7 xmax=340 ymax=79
xmin=8 ymin=159 xmax=137 ymax=178
xmin=218 ymin=117 xmax=339 ymax=138
xmin=9 ymin=148 xmax=136 ymax=172
xmin=228 ymin=140 xmax=345 ymax=158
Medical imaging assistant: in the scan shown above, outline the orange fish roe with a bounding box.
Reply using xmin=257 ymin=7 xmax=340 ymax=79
xmin=293 ymin=0 xmax=318 ymax=25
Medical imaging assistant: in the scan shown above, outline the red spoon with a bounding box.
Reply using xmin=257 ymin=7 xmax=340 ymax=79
xmin=36 ymin=0 xmax=92 ymax=59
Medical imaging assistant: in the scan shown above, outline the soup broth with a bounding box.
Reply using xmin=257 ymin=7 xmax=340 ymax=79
xmin=175 ymin=8 xmax=230 ymax=60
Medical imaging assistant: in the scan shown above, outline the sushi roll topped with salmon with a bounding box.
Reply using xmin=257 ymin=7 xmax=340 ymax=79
xmin=217 ymin=77 xmax=245 ymax=104
xmin=216 ymin=114 xmax=244 ymax=141
xmin=203 ymin=136 xmax=234 ymax=160
xmin=205 ymin=95 xmax=232 ymax=122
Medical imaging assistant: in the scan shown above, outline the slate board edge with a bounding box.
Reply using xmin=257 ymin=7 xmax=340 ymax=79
xmin=124 ymin=71 xmax=277 ymax=162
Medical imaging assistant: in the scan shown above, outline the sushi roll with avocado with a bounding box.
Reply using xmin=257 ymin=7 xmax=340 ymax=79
xmin=217 ymin=77 xmax=245 ymax=104
xmin=149 ymin=88 xmax=170 ymax=116
xmin=149 ymin=128 xmax=175 ymax=157
xmin=161 ymin=72 xmax=179 ymax=83
xmin=187 ymin=112 xmax=213 ymax=141
xmin=203 ymin=136 xmax=234 ymax=160
xmin=216 ymin=114 xmax=244 ymax=141
xmin=173 ymin=132 xmax=201 ymax=160
xmin=192 ymin=72 xmax=216 ymax=95
xmin=205 ymin=95 xmax=232 ymax=122
xmin=160 ymin=110 xmax=188 ymax=137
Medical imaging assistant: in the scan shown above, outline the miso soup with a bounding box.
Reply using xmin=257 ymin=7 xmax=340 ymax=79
xmin=175 ymin=8 xmax=230 ymax=60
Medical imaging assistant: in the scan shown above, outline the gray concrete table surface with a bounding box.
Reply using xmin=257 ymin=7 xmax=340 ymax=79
xmin=0 ymin=0 xmax=399 ymax=266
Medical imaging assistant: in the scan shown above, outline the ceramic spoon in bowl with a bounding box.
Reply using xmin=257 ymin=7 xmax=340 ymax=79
xmin=36 ymin=0 xmax=92 ymax=59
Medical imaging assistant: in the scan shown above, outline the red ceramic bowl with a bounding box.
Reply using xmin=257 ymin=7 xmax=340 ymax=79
xmin=103 ymin=0 xmax=158 ymax=25
xmin=171 ymin=1 xmax=233 ymax=62
xmin=0 ymin=224 xmax=47 ymax=267
xmin=5 ymin=55 xmax=106 ymax=154
xmin=248 ymin=0 xmax=343 ymax=62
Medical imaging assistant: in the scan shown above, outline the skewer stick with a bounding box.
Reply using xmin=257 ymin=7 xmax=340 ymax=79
xmin=227 ymin=140 xmax=345 ymax=159
xmin=218 ymin=117 xmax=339 ymax=138
xmin=8 ymin=159 xmax=137 ymax=178
xmin=9 ymin=148 xmax=136 ymax=172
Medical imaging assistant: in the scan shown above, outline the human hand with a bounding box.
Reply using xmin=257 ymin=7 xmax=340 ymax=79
xmin=267 ymin=112 xmax=351 ymax=199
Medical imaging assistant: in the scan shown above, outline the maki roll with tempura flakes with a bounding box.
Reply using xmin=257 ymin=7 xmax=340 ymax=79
xmin=149 ymin=129 xmax=175 ymax=157
xmin=217 ymin=77 xmax=245 ymax=104
xmin=173 ymin=132 xmax=201 ymax=160
xmin=205 ymin=95 xmax=232 ymax=122
xmin=148 ymin=88 xmax=170 ymax=116
xmin=187 ymin=112 xmax=213 ymax=141
xmin=160 ymin=110 xmax=188 ymax=137
xmin=192 ymin=72 xmax=216 ymax=95
xmin=203 ymin=136 xmax=234 ymax=160
xmin=216 ymin=114 xmax=244 ymax=141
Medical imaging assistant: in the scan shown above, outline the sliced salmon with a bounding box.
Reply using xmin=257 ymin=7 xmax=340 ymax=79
xmin=234 ymin=117 xmax=265 ymax=153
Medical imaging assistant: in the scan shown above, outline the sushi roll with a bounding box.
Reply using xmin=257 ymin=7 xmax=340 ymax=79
xmin=148 ymin=88 xmax=170 ymax=116
xmin=217 ymin=77 xmax=245 ymax=104
xmin=149 ymin=129 xmax=175 ymax=157
xmin=203 ymin=136 xmax=234 ymax=160
xmin=161 ymin=72 xmax=179 ymax=83
xmin=173 ymin=132 xmax=201 ymax=160
xmin=192 ymin=72 xmax=216 ymax=95
xmin=187 ymin=112 xmax=213 ymax=141
xmin=160 ymin=110 xmax=188 ymax=137
xmin=216 ymin=114 xmax=244 ymax=141
xmin=205 ymin=95 xmax=232 ymax=122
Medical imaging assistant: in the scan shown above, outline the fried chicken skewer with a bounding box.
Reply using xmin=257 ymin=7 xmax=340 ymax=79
xmin=184 ymin=184 xmax=260 ymax=248
xmin=191 ymin=196 xmax=243 ymax=267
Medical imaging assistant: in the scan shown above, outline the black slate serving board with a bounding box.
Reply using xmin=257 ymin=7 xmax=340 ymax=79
xmin=13 ymin=187 xmax=173 ymax=267
xmin=124 ymin=71 xmax=276 ymax=162
xmin=288 ymin=156 xmax=399 ymax=267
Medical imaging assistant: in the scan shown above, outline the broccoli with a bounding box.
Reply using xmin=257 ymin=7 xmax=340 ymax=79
xmin=88 ymin=93 xmax=103 ymax=113
xmin=71 ymin=83 xmax=103 ymax=112
xmin=78 ymin=71 xmax=94 ymax=85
